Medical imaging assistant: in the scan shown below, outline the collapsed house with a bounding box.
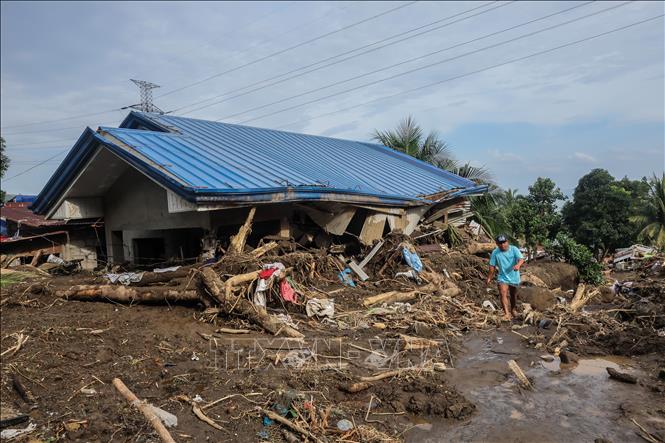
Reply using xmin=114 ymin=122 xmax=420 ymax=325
xmin=0 ymin=200 xmax=103 ymax=270
xmin=30 ymin=112 xmax=486 ymax=266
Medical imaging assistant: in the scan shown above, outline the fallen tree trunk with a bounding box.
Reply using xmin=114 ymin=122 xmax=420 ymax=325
xmin=55 ymin=285 xmax=199 ymax=303
xmin=200 ymin=268 xmax=303 ymax=338
xmin=363 ymin=290 xmax=418 ymax=307
xmin=132 ymin=268 xmax=192 ymax=286
xmin=463 ymin=242 xmax=495 ymax=255
xmin=229 ymin=207 xmax=256 ymax=254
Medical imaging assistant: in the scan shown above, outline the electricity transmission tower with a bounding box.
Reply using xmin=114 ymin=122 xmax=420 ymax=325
xmin=127 ymin=79 xmax=164 ymax=113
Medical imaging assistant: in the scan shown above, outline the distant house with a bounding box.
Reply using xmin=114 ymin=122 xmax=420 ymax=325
xmin=0 ymin=200 xmax=102 ymax=269
xmin=30 ymin=112 xmax=486 ymax=266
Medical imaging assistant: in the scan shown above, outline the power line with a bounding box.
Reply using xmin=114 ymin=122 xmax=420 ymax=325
xmin=3 ymin=149 xmax=69 ymax=182
xmin=274 ymin=14 xmax=664 ymax=131
xmin=7 ymin=138 xmax=81 ymax=148
xmin=170 ymin=1 xmax=508 ymax=115
xmin=0 ymin=109 xmax=122 ymax=131
xmin=156 ymin=1 xmax=419 ymax=99
xmin=217 ymin=1 xmax=598 ymax=122
xmin=0 ymin=3 xmax=351 ymax=132
xmin=234 ymin=1 xmax=633 ymax=125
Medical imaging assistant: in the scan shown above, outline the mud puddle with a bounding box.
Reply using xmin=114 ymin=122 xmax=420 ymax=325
xmin=408 ymin=331 xmax=657 ymax=442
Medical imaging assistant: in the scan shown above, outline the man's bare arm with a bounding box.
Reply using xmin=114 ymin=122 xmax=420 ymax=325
xmin=486 ymin=266 xmax=496 ymax=285
xmin=513 ymin=258 xmax=525 ymax=271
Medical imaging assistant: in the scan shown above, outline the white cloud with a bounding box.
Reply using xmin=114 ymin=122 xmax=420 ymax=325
xmin=571 ymin=152 xmax=597 ymax=163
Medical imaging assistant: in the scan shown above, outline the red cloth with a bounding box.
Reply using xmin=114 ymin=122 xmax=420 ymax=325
xmin=279 ymin=279 xmax=297 ymax=303
xmin=259 ymin=267 xmax=278 ymax=279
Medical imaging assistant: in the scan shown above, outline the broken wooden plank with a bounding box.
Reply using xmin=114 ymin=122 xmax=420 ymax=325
xmin=358 ymin=240 xmax=385 ymax=269
xmin=348 ymin=260 xmax=369 ymax=281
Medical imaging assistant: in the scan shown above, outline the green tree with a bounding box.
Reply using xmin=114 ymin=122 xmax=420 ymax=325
xmin=631 ymin=173 xmax=665 ymax=249
xmin=0 ymin=137 xmax=9 ymax=202
xmin=562 ymin=169 xmax=641 ymax=257
xmin=507 ymin=178 xmax=565 ymax=257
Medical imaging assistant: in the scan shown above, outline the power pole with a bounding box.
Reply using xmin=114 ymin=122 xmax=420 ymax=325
xmin=127 ymin=79 xmax=164 ymax=114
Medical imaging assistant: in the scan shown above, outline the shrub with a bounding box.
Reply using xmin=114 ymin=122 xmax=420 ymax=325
xmin=545 ymin=233 xmax=604 ymax=285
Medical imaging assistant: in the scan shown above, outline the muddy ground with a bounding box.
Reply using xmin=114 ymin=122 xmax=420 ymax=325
xmin=1 ymin=250 xmax=664 ymax=442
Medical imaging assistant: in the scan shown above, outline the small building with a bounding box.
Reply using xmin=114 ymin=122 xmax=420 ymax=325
xmin=0 ymin=200 xmax=103 ymax=270
xmin=30 ymin=112 xmax=486 ymax=265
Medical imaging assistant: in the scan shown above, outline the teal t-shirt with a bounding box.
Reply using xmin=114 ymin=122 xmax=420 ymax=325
xmin=489 ymin=245 xmax=523 ymax=286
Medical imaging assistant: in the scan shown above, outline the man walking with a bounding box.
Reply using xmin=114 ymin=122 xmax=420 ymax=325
xmin=486 ymin=234 xmax=525 ymax=321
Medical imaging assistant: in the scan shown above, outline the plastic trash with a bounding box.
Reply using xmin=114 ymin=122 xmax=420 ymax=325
xmin=338 ymin=268 xmax=356 ymax=287
xmin=149 ymin=405 xmax=178 ymax=428
xmin=306 ymin=298 xmax=335 ymax=318
xmin=402 ymin=246 xmax=423 ymax=273
xmin=337 ymin=419 xmax=354 ymax=431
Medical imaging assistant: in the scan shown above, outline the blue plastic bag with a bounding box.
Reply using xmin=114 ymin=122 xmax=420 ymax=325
xmin=402 ymin=247 xmax=423 ymax=273
xmin=338 ymin=268 xmax=356 ymax=287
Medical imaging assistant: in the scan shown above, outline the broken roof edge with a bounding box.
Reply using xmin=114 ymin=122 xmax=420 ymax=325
xmin=124 ymin=111 xmax=478 ymax=191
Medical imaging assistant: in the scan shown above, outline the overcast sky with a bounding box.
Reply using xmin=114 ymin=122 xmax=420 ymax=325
xmin=1 ymin=1 xmax=663 ymax=197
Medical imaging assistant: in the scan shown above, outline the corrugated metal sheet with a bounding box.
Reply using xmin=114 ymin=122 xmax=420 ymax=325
xmin=32 ymin=112 xmax=486 ymax=214
xmin=101 ymin=112 xmax=482 ymax=202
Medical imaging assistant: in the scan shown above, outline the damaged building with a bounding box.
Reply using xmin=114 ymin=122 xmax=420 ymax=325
xmin=30 ymin=112 xmax=486 ymax=266
xmin=0 ymin=199 xmax=103 ymax=270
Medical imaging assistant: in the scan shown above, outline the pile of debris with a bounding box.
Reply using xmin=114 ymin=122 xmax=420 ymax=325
xmin=3 ymin=212 xmax=664 ymax=442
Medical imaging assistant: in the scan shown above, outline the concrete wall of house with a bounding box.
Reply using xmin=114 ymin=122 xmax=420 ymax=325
xmin=63 ymin=229 xmax=100 ymax=270
xmin=103 ymin=168 xmax=211 ymax=263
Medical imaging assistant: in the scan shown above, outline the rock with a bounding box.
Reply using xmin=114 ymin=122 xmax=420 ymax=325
xmin=412 ymin=321 xmax=435 ymax=337
xmin=540 ymin=355 xmax=554 ymax=362
xmin=559 ymin=351 xmax=579 ymax=365
xmin=606 ymin=367 xmax=637 ymax=384
xmin=519 ymin=287 xmax=558 ymax=311
xmin=337 ymin=419 xmax=354 ymax=431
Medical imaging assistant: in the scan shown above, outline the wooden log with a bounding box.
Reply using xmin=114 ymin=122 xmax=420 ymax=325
xmin=200 ymin=268 xmax=303 ymax=338
xmin=400 ymin=334 xmax=439 ymax=350
xmin=30 ymin=250 xmax=43 ymax=267
xmin=224 ymin=270 xmax=262 ymax=299
xmin=134 ymin=268 xmax=192 ymax=285
xmin=55 ymin=285 xmax=199 ymax=303
xmin=363 ymin=290 xmax=418 ymax=307
xmin=250 ymin=241 xmax=278 ymax=258
xmin=463 ymin=242 xmax=495 ymax=255
xmin=508 ymin=359 xmax=532 ymax=389
xmin=229 ymin=207 xmax=256 ymax=254
xmin=112 ymin=378 xmax=176 ymax=443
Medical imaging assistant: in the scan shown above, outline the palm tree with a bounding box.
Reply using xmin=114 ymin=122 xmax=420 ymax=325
xmin=372 ymin=116 xmax=456 ymax=170
xmin=449 ymin=162 xmax=494 ymax=185
xmin=631 ymin=173 xmax=665 ymax=249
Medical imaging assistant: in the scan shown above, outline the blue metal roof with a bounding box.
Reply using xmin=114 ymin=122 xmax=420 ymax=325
xmin=33 ymin=112 xmax=485 ymax=213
